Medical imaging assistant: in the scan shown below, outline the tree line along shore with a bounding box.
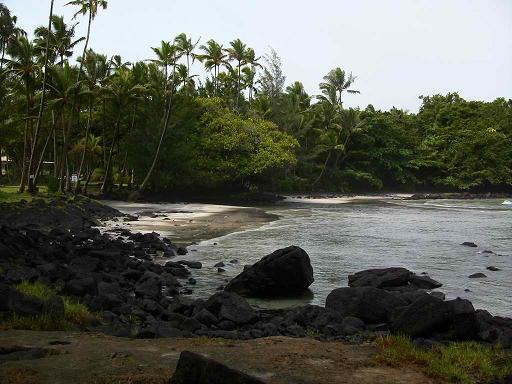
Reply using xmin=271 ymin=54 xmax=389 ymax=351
xmin=0 ymin=1 xmax=511 ymax=198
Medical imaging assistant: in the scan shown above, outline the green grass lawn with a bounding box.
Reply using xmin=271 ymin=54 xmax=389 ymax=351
xmin=0 ymin=185 xmax=50 ymax=203
xmin=377 ymin=334 xmax=512 ymax=384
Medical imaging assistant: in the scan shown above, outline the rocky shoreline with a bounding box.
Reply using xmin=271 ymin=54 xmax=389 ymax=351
xmin=0 ymin=198 xmax=510 ymax=354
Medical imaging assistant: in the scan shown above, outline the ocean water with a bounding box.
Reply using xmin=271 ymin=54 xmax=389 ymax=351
xmin=181 ymin=198 xmax=512 ymax=316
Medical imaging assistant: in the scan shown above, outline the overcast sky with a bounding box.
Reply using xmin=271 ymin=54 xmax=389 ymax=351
xmin=5 ymin=0 xmax=512 ymax=111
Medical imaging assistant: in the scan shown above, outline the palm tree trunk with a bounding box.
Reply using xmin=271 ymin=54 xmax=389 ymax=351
xmin=0 ymin=42 xmax=5 ymax=73
xmin=74 ymin=98 xmax=92 ymax=193
xmin=63 ymin=5 xmax=92 ymax=190
xmin=236 ymin=60 xmax=241 ymax=108
xmin=27 ymin=0 xmax=54 ymax=194
xmin=100 ymin=110 xmax=121 ymax=194
xmin=312 ymin=151 xmax=331 ymax=188
xmin=18 ymin=88 xmax=32 ymax=193
xmin=33 ymin=112 xmax=58 ymax=186
xmin=139 ymin=62 xmax=176 ymax=192
xmin=18 ymin=121 xmax=29 ymax=193
xmin=52 ymin=112 xmax=57 ymax=177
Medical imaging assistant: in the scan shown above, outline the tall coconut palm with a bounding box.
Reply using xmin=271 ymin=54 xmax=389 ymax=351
xmin=174 ymin=33 xmax=199 ymax=73
xmin=138 ymin=44 xmax=181 ymax=192
xmin=319 ymin=67 xmax=359 ymax=107
xmin=0 ymin=4 xmax=26 ymax=73
xmin=27 ymin=0 xmax=55 ymax=193
xmin=74 ymin=49 xmax=108 ymax=193
xmin=34 ymin=15 xmax=84 ymax=66
xmin=196 ymin=39 xmax=226 ymax=95
xmin=4 ymin=37 xmax=39 ymax=192
xmin=148 ymin=41 xmax=176 ymax=100
xmin=100 ymin=67 xmax=144 ymax=193
xmin=45 ymin=62 xmax=82 ymax=191
xmin=67 ymin=0 xmax=107 ymax=80
xmin=225 ymin=38 xmax=248 ymax=108
xmin=66 ymin=0 xmax=107 ymax=191
xmin=175 ymin=63 xmax=197 ymax=89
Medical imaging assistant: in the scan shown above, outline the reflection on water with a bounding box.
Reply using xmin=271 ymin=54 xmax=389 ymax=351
xmin=180 ymin=198 xmax=512 ymax=316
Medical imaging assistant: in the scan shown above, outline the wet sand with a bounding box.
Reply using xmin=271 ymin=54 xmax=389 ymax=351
xmin=103 ymin=201 xmax=279 ymax=244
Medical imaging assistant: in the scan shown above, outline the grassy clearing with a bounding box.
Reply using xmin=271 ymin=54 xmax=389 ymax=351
xmin=0 ymin=280 xmax=96 ymax=331
xmin=0 ymin=185 xmax=50 ymax=203
xmin=377 ymin=334 xmax=512 ymax=384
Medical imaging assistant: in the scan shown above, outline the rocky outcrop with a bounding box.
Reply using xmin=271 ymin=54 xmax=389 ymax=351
xmin=325 ymin=287 xmax=407 ymax=323
xmin=224 ymin=246 xmax=314 ymax=297
xmin=391 ymin=295 xmax=452 ymax=337
xmin=203 ymin=292 xmax=257 ymax=325
xmin=348 ymin=267 xmax=442 ymax=290
xmin=0 ymin=197 xmax=122 ymax=231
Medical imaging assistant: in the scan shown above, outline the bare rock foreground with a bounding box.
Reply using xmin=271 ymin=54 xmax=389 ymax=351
xmin=0 ymin=330 xmax=437 ymax=384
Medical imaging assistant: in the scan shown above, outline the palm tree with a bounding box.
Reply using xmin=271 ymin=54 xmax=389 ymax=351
xmin=175 ymin=63 xmax=197 ymax=89
xmin=240 ymin=47 xmax=261 ymax=103
xmin=0 ymin=4 xmax=26 ymax=73
xmin=44 ymin=62 xmax=82 ymax=191
xmin=66 ymin=0 xmax=107 ymax=191
xmin=67 ymin=0 xmax=107 ymax=80
xmin=27 ymin=0 xmax=55 ymax=193
xmin=225 ymin=38 xmax=248 ymax=108
xmin=100 ymin=67 xmax=144 ymax=193
xmin=138 ymin=43 xmax=181 ymax=192
xmin=241 ymin=66 xmax=256 ymax=102
xmin=74 ymin=49 xmax=108 ymax=193
xmin=34 ymin=15 xmax=84 ymax=66
xmin=174 ymin=33 xmax=199 ymax=73
xmin=319 ymin=67 xmax=359 ymax=107
xmin=109 ymin=54 xmax=130 ymax=72
xmin=4 ymin=37 xmax=39 ymax=192
xmin=196 ymin=39 xmax=226 ymax=95
xmin=149 ymin=41 xmax=177 ymax=100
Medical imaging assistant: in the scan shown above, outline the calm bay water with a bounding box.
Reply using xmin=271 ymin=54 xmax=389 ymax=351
xmin=183 ymin=198 xmax=512 ymax=316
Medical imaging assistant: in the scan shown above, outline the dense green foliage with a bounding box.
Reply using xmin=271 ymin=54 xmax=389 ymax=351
xmin=1 ymin=2 xmax=511 ymax=194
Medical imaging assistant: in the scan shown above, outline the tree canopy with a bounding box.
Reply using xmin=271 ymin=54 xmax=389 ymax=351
xmin=0 ymin=2 xmax=511 ymax=195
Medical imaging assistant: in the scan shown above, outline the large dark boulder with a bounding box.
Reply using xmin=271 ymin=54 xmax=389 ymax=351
xmin=348 ymin=268 xmax=443 ymax=292
xmin=224 ymin=246 xmax=313 ymax=297
xmin=204 ymin=292 xmax=257 ymax=325
xmin=475 ymin=310 xmax=512 ymax=348
xmin=447 ymin=298 xmax=477 ymax=340
xmin=392 ymin=295 xmax=452 ymax=337
xmin=170 ymin=351 xmax=266 ymax=384
xmin=348 ymin=267 xmax=412 ymax=288
xmin=410 ymin=274 xmax=442 ymax=289
xmin=325 ymin=287 xmax=407 ymax=323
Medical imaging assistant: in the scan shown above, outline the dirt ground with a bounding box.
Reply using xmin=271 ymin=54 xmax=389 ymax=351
xmin=0 ymin=331 xmax=439 ymax=384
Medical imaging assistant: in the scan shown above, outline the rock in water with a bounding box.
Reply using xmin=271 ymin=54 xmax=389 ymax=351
xmin=325 ymin=287 xmax=407 ymax=323
xmin=348 ymin=267 xmax=412 ymax=288
xmin=461 ymin=242 xmax=478 ymax=247
xmin=224 ymin=246 xmax=313 ymax=297
xmin=170 ymin=350 xmax=266 ymax=384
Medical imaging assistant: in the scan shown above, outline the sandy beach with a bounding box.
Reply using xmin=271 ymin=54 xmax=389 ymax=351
xmin=103 ymin=201 xmax=279 ymax=244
